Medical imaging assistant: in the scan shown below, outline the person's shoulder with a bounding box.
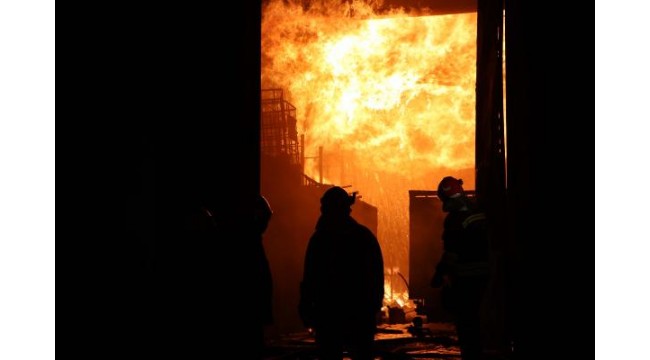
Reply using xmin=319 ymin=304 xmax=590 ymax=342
xmin=309 ymin=228 xmax=323 ymax=240
xmin=308 ymin=227 xmax=328 ymax=245
xmin=444 ymin=209 xmax=477 ymax=227
xmin=444 ymin=210 xmax=462 ymax=223
xmin=458 ymin=208 xmax=487 ymax=231
xmin=354 ymin=222 xmax=377 ymax=240
xmin=467 ymin=206 xmax=487 ymax=220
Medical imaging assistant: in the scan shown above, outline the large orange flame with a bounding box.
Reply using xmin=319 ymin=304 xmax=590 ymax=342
xmin=262 ymin=0 xmax=477 ymax=295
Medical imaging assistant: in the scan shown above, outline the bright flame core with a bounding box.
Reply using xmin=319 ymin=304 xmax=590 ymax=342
xmin=262 ymin=0 xmax=477 ymax=295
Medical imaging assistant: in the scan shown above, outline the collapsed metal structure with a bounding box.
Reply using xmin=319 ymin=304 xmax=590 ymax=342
xmin=261 ymin=88 xmax=302 ymax=167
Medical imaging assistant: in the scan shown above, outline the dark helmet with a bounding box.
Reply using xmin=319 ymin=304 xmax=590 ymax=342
xmin=253 ymin=195 xmax=273 ymax=234
xmin=437 ymin=176 xmax=464 ymax=203
xmin=320 ymin=186 xmax=355 ymax=214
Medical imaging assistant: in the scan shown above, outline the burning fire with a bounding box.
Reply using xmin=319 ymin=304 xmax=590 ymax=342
xmin=262 ymin=0 xmax=477 ymax=296
xmin=384 ymin=266 xmax=409 ymax=306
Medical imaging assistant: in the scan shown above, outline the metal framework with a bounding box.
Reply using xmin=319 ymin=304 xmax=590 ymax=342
xmin=261 ymin=89 xmax=302 ymax=167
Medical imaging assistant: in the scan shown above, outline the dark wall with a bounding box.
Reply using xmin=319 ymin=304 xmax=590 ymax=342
xmin=503 ymin=1 xmax=593 ymax=358
xmin=474 ymin=0 xmax=508 ymax=355
xmin=121 ymin=1 xmax=264 ymax=356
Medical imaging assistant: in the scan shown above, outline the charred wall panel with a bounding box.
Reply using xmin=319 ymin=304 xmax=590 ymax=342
xmin=408 ymin=190 xmax=452 ymax=321
xmin=262 ymin=159 xmax=379 ymax=336
xmin=262 ymin=180 xmax=323 ymax=336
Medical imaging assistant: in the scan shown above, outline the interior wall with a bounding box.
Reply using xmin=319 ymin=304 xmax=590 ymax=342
xmin=474 ymin=0 xmax=508 ymax=355
xmin=122 ymin=1 xmax=264 ymax=355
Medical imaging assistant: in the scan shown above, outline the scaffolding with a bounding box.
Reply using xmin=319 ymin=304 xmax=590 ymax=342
xmin=261 ymin=89 xmax=302 ymax=167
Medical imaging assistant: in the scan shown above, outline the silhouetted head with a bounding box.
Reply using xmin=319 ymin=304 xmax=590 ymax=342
xmin=437 ymin=176 xmax=468 ymax=212
xmin=437 ymin=176 xmax=464 ymax=201
xmin=412 ymin=316 xmax=423 ymax=328
xmin=253 ymin=195 xmax=273 ymax=234
xmin=320 ymin=186 xmax=355 ymax=216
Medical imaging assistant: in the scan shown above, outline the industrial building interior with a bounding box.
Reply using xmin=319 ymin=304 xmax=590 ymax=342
xmin=124 ymin=0 xmax=568 ymax=359
xmin=259 ymin=1 xmax=504 ymax=358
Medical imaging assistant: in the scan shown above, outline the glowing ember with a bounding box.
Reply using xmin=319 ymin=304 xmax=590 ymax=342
xmin=262 ymin=0 xmax=477 ymax=290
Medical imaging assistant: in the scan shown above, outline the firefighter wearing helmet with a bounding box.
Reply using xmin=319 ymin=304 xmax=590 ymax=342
xmin=299 ymin=186 xmax=384 ymax=360
xmin=431 ymin=176 xmax=489 ymax=360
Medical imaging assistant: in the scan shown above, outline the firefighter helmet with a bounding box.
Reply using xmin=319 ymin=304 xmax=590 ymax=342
xmin=437 ymin=176 xmax=464 ymax=202
xmin=320 ymin=186 xmax=355 ymax=213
